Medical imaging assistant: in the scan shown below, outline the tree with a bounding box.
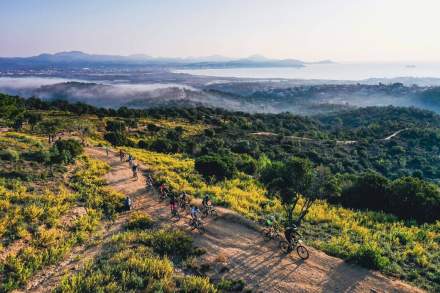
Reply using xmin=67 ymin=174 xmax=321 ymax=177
xmin=105 ymin=120 xmax=126 ymax=133
xmin=0 ymin=94 xmax=25 ymax=121
xmin=389 ymin=177 xmax=440 ymax=222
xmin=126 ymin=119 xmax=138 ymax=131
xmin=37 ymin=119 xmax=63 ymax=143
xmin=13 ymin=114 xmax=25 ymax=130
xmin=50 ymin=139 xmax=83 ymax=164
xmin=150 ymin=138 xmax=176 ymax=153
xmin=261 ymin=157 xmax=339 ymax=227
xmin=24 ymin=112 xmax=42 ymax=130
xmin=166 ymin=126 xmax=184 ymax=140
xmin=195 ymin=154 xmax=237 ymax=181
xmin=104 ymin=131 xmax=130 ymax=147
xmin=339 ymin=172 xmax=390 ymax=211
xmin=296 ymin=165 xmax=340 ymax=225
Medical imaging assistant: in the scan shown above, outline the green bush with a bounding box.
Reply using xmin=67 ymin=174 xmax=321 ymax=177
xmin=105 ymin=120 xmax=126 ymax=132
xmin=236 ymin=154 xmax=258 ymax=175
xmin=23 ymin=150 xmax=50 ymax=163
xmin=144 ymin=230 xmax=193 ymax=259
xmin=150 ymin=138 xmax=179 ymax=153
xmin=104 ymin=131 xmax=132 ymax=147
xmin=0 ymin=148 xmax=20 ymax=162
xmin=126 ymin=212 xmax=154 ymax=230
xmin=195 ymin=154 xmax=237 ymax=181
xmin=338 ymin=173 xmax=440 ymax=222
xmin=54 ymin=139 xmax=83 ymax=158
xmin=350 ymin=244 xmax=390 ymax=270
xmin=50 ymin=139 xmax=83 ymax=164
xmin=179 ymin=276 xmax=217 ymax=293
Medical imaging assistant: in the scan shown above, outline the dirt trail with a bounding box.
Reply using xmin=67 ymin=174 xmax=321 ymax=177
xmin=25 ymin=147 xmax=423 ymax=293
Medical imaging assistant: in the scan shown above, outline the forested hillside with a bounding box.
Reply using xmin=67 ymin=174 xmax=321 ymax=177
xmin=1 ymin=93 xmax=440 ymax=292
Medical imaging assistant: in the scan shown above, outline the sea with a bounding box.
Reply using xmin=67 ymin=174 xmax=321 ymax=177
xmin=174 ymin=62 xmax=440 ymax=82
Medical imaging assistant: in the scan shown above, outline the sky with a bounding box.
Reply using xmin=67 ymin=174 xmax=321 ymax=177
xmin=1 ymin=0 xmax=439 ymax=62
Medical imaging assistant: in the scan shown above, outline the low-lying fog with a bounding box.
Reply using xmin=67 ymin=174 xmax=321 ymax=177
xmin=0 ymin=77 xmax=439 ymax=115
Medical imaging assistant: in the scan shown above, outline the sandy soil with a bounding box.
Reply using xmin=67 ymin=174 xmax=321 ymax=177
xmin=23 ymin=147 xmax=423 ymax=293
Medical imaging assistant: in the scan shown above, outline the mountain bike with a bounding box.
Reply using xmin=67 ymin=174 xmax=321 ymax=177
xmin=262 ymin=226 xmax=281 ymax=241
xmin=178 ymin=196 xmax=191 ymax=214
xmin=189 ymin=217 xmax=206 ymax=233
xmin=279 ymin=234 xmax=309 ymax=260
xmin=159 ymin=189 xmax=168 ymax=201
xmin=201 ymin=205 xmax=218 ymax=218
xmin=171 ymin=208 xmax=181 ymax=221
xmin=145 ymin=175 xmax=154 ymax=191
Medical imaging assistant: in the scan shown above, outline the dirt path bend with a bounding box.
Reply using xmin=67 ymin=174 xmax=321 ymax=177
xmin=26 ymin=147 xmax=423 ymax=293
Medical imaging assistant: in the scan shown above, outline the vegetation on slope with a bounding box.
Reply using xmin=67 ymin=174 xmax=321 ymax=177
xmin=0 ymin=129 xmax=124 ymax=291
xmin=1 ymin=93 xmax=440 ymax=291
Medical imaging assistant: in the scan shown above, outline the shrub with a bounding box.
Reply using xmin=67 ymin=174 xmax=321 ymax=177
xmin=0 ymin=148 xmax=20 ymax=162
xmin=236 ymin=154 xmax=258 ymax=175
xmin=338 ymin=173 xmax=440 ymax=223
xmin=350 ymin=244 xmax=390 ymax=270
xmin=54 ymin=139 xmax=83 ymax=158
xmin=126 ymin=212 xmax=154 ymax=230
xmin=138 ymin=139 xmax=150 ymax=149
xmin=104 ymin=131 xmax=130 ymax=146
xmin=105 ymin=120 xmax=126 ymax=132
xmin=147 ymin=123 xmax=161 ymax=132
xmin=339 ymin=172 xmax=390 ymax=210
xmin=217 ymin=278 xmax=246 ymax=291
xmin=150 ymin=138 xmax=178 ymax=153
xmin=51 ymin=139 xmax=83 ymax=164
xmin=195 ymin=154 xmax=236 ymax=181
xmin=23 ymin=150 xmax=50 ymax=163
xmin=389 ymin=176 xmax=440 ymax=223
xmin=179 ymin=276 xmax=217 ymax=293
xmin=144 ymin=230 xmax=193 ymax=259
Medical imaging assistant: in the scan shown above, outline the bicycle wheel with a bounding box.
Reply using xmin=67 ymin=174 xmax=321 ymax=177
xmin=296 ymin=245 xmax=309 ymax=260
xmin=197 ymin=224 xmax=206 ymax=234
xmin=210 ymin=209 xmax=218 ymax=218
xmin=171 ymin=212 xmax=180 ymax=221
xmin=262 ymin=229 xmax=272 ymax=241
xmin=279 ymin=240 xmax=290 ymax=254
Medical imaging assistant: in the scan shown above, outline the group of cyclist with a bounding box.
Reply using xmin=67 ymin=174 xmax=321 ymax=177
xmin=117 ymin=147 xmax=305 ymax=256
xmin=158 ymin=182 xmax=212 ymax=225
xmin=119 ymin=149 xmax=139 ymax=179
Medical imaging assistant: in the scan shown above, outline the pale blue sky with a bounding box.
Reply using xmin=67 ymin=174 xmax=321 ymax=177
xmin=1 ymin=0 xmax=439 ymax=61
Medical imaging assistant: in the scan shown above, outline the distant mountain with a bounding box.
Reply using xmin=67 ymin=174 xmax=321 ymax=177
xmin=0 ymin=51 xmax=306 ymax=69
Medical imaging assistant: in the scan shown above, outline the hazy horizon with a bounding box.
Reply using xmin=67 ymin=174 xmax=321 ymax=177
xmin=1 ymin=0 xmax=440 ymax=63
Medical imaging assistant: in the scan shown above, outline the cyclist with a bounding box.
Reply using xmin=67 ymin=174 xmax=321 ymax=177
xmin=179 ymin=192 xmax=188 ymax=206
xmin=202 ymin=194 xmax=211 ymax=208
xmin=124 ymin=196 xmax=132 ymax=211
xmin=190 ymin=205 xmax=200 ymax=220
xmin=119 ymin=149 xmax=124 ymax=162
xmin=284 ymin=224 xmax=298 ymax=248
xmin=105 ymin=145 xmax=109 ymax=157
xmin=169 ymin=194 xmax=177 ymax=214
xmin=266 ymin=214 xmax=276 ymax=228
xmin=128 ymin=154 xmax=133 ymax=167
xmin=146 ymin=174 xmax=154 ymax=189
xmin=159 ymin=183 xmax=167 ymax=195
xmin=132 ymin=163 xmax=138 ymax=179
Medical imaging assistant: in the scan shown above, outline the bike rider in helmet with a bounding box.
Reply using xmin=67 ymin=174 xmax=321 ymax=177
xmin=202 ymin=195 xmax=211 ymax=208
